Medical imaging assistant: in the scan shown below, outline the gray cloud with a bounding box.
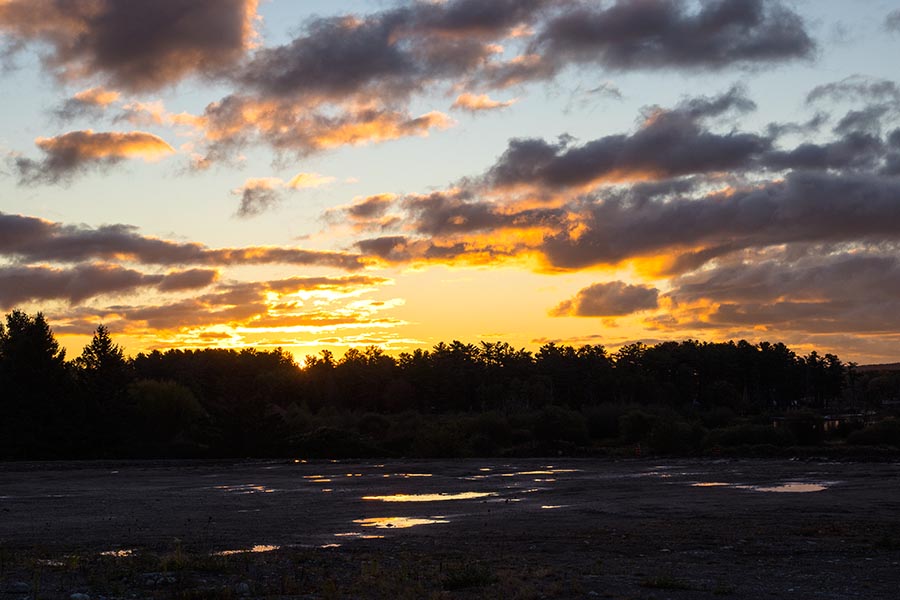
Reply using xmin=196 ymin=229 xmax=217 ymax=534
xmin=530 ymin=0 xmax=814 ymax=74
xmin=541 ymin=171 xmax=900 ymax=270
xmin=0 ymin=264 xmax=218 ymax=308
xmin=12 ymin=130 xmax=174 ymax=185
xmin=235 ymin=184 xmax=282 ymax=219
xmin=0 ymin=212 xmax=367 ymax=270
xmin=552 ymin=281 xmax=659 ymax=317
xmin=886 ymin=10 xmax=900 ymax=33
xmin=0 ymin=0 xmax=258 ymax=91
xmin=664 ymin=250 xmax=900 ymax=334
xmin=484 ymin=88 xmax=769 ymax=189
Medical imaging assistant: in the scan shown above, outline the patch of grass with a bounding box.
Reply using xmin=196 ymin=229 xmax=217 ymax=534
xmin=640 ymin=574 xmax=694 ymax=590
xmin=442 ymin=562 xmax=497 ymax=591
xmin=714 ymin=581 xmax=737 ymax=595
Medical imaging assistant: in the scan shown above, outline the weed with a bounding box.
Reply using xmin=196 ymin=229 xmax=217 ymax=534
xmin=640 ymin=574 xmax=694 ymax=590
xmin=442 ymin=562 xmax=496 ymax=590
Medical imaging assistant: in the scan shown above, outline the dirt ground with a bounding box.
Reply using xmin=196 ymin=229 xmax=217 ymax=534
xmin=1 ymin=458 xmax=899 ymax=599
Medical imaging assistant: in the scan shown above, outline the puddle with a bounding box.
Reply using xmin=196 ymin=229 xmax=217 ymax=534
xmin=213 ymin=544 xmax=280 ymax=556
xmin=100 ymin=549 xmax=135 ymax=558
xmin=354 ymin=516 xmax=449 ymax=529
xmin=214 ymin=484 xmax=276 ymax=494
xmin=692 ymin=481 xmax=835 ymax=493
xmin=501 ymin=469 xmax=580 ymax=477
xmin=320 ymin=543 xmax=341 ymax=549
xmin=541 ymin=505 xmax=567 ymax=510
xmin=739 ymin=482 xmax=834 ymax=493
xmin=334 ymin=532 xmax=385 ymax=539
xmin=362 ymin=492 xmax=496 ymax=502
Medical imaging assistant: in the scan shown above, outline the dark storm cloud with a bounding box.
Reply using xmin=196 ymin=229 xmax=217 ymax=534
xmin=541 ymin=171 xmax=900 ymax=270
xmin=484 ymin=88 xmax=770 ymax=189
xmin=0 ymin=212 xmax=367 ymax=270
xmin=0 ymin=263 xmax=218 ymax=307
xmin=530 ymin=0 xmax=814 ymax=74
xmin=551 ymin=281 xmax=659 ymax=317
xmin=0 ymin=0 xmax=258 ymax=91
xmin=12 ymin=130 xmax=174 ymax=185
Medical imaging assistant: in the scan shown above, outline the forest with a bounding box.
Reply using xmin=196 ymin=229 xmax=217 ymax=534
xmin=1 ymin=309 xmax=899 ymax=460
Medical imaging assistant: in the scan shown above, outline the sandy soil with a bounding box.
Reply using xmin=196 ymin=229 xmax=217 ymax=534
xmin=1 ymin=458 xmax=899 ymax=599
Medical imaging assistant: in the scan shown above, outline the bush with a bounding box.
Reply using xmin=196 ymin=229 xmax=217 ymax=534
xmin=847 ymin=418 xmax=900 ymax=447
xmin=127 ymin=379 xmax=205 ymax=443
xmin=584 ymin=404 xmax=626 ymax=440
xmin=649 ymin=419 xmax=703 ymax=453
xmin=704 ymin=423 xmax=794 ymax=448
xmin=533 ymin=405 xmax=589 ymax=445
xmin=619 ymin=410 xmax=657 ymax=443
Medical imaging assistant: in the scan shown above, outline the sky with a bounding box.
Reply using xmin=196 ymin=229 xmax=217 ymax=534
xmin=2 ymin=0 xmax=900 ymax=364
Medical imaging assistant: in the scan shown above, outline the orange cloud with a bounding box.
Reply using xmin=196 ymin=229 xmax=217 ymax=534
xmin=452 ymin=92 xmax=517 ymax=112
xmin=35 ymin=130 xmax=175 ymax=161
xmin=72 ymin=86 xmax=121 ymax=107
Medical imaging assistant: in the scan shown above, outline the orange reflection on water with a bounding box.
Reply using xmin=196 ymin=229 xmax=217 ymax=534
xmin=362 ymin=492 xmax=496 ymax=502
xmin=213 ymin=544 xmax=280 ymax=556
xmin=354 ymin=516 xmax=449 ymax=529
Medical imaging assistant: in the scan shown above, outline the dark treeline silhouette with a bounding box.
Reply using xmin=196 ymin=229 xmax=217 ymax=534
xmin=2 ymin=310 xmax=899 ymax=460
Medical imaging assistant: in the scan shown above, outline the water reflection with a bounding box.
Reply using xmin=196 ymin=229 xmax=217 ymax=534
xmin=363 ymin=492 xmax=496 ymax=502
xmin=740 ymin=482 xmax=832 ymax=493
xmin=213 ymin=544 xmax=280 ymax=556
xmin=214 ymin=484 xmax=276 ymax=494
xmin=354 ymin=516 xmax=449 ymax=528
xmin=100 ymin=549 xmax=135 ymax=557
xmin=692 ymin=481 xmax=834 ymax=493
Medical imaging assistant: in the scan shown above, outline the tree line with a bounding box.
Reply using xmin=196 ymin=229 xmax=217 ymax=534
xmin=1 ymin=309 xmax=899 ymax=460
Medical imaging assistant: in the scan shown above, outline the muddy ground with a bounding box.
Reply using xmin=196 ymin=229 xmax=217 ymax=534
xmin=1 ymin=458 xmax=899 ymax=599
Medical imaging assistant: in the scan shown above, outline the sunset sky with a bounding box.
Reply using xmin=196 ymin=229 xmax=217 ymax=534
xmin=2 ymin=0 xmax=900 ymax=364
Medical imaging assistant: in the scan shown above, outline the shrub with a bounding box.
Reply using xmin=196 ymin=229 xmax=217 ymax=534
xmin=704 ymin=423 xmax=793 ymax=448
xmin=619 ymin=410 xmax=657 ymax=443
xmin=847 ymin=418 xmax=900 ymax=447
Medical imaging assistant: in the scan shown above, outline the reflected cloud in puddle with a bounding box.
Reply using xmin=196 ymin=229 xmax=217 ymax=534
xmin=739 ymin=482 xmax=833 ymax=493
xmin=99 ymin=549 xmax=135 ymax=558
xmin=363 ymin=492 xmax=496 ymax=502
xmin=692 ymin=481 xmax=835 ymax=493
xmin=541 ymin=505 xmax=567 ymax=510
xmin=354 ymin=516 xmax=449 ymax=529
xmin=213 ymin=544 xmax=280 ymax=556
xmin=334 ymin=532 xmax=385 ymax=539
xmin=214 ymin=484 xmax=276 ymax=494
xmin=501 ymin=469 xmax=579 ymax=477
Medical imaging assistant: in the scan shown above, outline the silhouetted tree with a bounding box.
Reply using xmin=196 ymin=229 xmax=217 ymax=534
xmin=74 ymin=324 xmax=133 ymax=452
xmin=0 ymin=310 xmax=71 ymax=457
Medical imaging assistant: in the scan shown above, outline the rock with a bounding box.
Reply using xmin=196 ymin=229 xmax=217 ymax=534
xmin=235 ymin=581 xmax=251 ymax=595
xmin=70 ymin=593 xmax=91 ymax=600
xmin=8 ymin=581 xmax=29 ymax=593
